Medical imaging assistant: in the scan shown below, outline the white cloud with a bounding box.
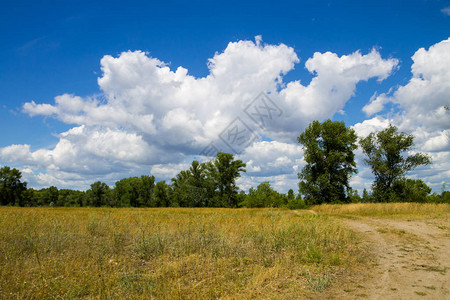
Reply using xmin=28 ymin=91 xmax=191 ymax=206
xmin=275 ymin=49 xmax=398 ymax=139
xmin=352 ymin=116 xmax=391 ymax=137
xmin=362 ymin=92 xmax=391 ymax=116
xmin=1 ymin=37 xmax=400 ymax=190
xmin=238 ymin=141 xmax=303 ymax=177
xmin=357 ymin=38 xmax=450 ymax=192
xmin=441 ymin=6 xmax=450 ymax=16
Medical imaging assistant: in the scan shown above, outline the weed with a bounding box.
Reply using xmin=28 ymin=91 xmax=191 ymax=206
xmin=415 ymin=291 xmax=427 ymax=296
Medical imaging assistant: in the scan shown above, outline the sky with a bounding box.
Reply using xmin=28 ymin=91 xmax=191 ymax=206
xmin=0 ymin=0 xmax=449 ymax=193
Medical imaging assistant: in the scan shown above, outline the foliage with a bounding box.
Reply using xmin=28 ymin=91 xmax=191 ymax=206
xmin=210 ymin=152 xmax=246 ymax=207
xmin=153 ymin=180 xmax=170 ymax=207
xmin=240 ymin=182 xmax=287 ymax=208
xmin=114 ymin=176 xmax=155 ymax=207
xmin=391 ymin=178 xmax=432 ymax=203
xmin=298 ymin=120 xmax=358 ymax=205
xmin=360 ymin=125 xmax=431 ymax=202
xmin=86 ymin=181 xmax=110 ymax=207
xmin=361 ymin=188 xmax=372 ymax=203
xmin=170 ymin=161 xmax=216 ymax=207
xmin=348 ymin=189 xmax=362 ymax=203
xmin=0 ymin=166 xmax=27 ymax=206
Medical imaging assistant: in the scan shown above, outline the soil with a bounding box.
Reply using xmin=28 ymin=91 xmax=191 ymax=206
xmin=323 ymin=216 xmax=450 ymax=299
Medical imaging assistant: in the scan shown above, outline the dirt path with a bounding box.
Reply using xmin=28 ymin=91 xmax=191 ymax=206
xmin=328 ymin=216 xmax=450 ymax=299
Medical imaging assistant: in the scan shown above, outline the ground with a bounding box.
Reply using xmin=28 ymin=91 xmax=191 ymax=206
xmin=0 ymin=204 xmax=449 ymax=299
xmin=315 ymin=205 xmax=450 ymax=299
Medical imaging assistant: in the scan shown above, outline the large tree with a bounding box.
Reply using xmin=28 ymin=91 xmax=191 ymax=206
xmin=209 ymin=152 xmax=246 ymax=207
xmin=86 ymin=181 xmax=110 ymax=207
xmin=298 ymin=120 xmax=358 ymax=205
xmin=0 ymin=166 xmax=27 ymax=206
xmin=153 ymin=180 xmax=171 ymax=207
xmin=359 ymin=125 xmax=431 ymax=202
xmin=114 ymin=176 xmax=155 ymax=207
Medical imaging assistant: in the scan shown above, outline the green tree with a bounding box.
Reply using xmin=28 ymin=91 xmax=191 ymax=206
xmin=359 ymin=125 xmax=431 ymax=202
xmin=114 ymin=176 xmax=155 ymax=207
xmin=170 ymin=161 xmax=217 ymax=207
xmin=153 ymin=181 xmax=170 ymax=207
xmin=170 ymin=170 xmax=191 ymax=207
xmin=58 ymin=189 xmax=84 ymax=207
xmin=241 ymin=182 xmax=285 ymax=208
xmin=45 ymin=186 xmax=59 ymax=206
xmin=298 ymin=120 xmax=358 ymax=205
xmin=186 ymin=160 xmax=214 ymax=207
xmin=87 ymin=181 xmax=110 ymax=207
xmin=210 ymin=152 xmax=246 ymax=207
xmin=362 ymin=188 xmax=371 ymax=203
xmin=286 ymin=193 xmax=306 ymax=209
xmin=287 ymin=189 xmax=295 ymax=201
xmin=0 ymin=166 xmax=27 ymax=206
xmin=391 ymin=178 xmax=431 ymax=203
xmin=348 ymin=189 xmax=361 ymax=203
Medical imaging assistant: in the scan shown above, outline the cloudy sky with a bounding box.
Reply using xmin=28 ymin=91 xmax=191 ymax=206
xmin=1 ymin=0 xmax=449 ymax=193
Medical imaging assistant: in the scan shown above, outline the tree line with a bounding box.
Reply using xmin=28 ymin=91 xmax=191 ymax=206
xmin=0 ymin=120 xmax=448 ymax=208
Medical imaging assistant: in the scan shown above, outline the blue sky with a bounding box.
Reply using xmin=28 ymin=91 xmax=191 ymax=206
xmin=1 ymin=0 xmax=449 ymax=192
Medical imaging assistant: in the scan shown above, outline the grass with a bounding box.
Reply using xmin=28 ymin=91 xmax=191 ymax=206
xmin=0 ymin=207 xmax=366 ymax=299
xmin=311 ymin=203 xmax=450 ymax=219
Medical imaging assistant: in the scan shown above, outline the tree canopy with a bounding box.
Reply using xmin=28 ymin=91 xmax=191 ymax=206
xmin=359 ymin=125 xmax=431 ymax=202
xmin=297 ymin=120 xmax=358 ymax=205
xmin=0 ymin=166 xmax=27 ymax=206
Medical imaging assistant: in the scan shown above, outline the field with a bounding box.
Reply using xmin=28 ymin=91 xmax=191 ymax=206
xmin=1 ymin=204 xmax=449 ymax=299
xmin=0 ymin=207 xmax=364 ymax=299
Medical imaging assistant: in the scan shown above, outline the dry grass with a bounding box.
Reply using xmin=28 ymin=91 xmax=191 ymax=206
xmin=312 ymin=203 xmax=450 ymax=219
xmin=0 ymin=207 xmax=366 ymax=299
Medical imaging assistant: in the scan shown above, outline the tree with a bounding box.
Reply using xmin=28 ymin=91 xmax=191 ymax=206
xmin=210 ymin=152 xmax=246 ymax=207
xmin=241 ymin=182 xmax=285 ymax=208
xmin=170 ymin=170 xmax=191 ymax=207
xmin=0 ymin=166 xmax=27 ymax=206
xmin=359 ymin=125 xmax=431 ymax=202
xmin=298 ymin=120 xmax=358 ymax=205
xmin=153 ymin=181 xmax=171 ymax=207
xmin=181 ymin=160 xmax=214 ymax=207
xmin=287 ymin=193 xmax=306 ymax=209
xmin=362 ymin=188 xmax=371 ymax=203
xmin=348 ymin=189 xmax=361 ymax=203
xmin=87 ymin=181 xmax=110 ymax=207
xmin=114 ymin=176 xmax=155 ymax=207
xmin=390 ymin=178 xmax=431 ymax=203
xmin=287 ymin=189 xmax=295 ymax=201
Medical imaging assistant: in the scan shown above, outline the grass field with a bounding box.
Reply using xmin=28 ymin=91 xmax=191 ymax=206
xmin=312 ymin=203 xmax=450 ymax=219
xmin=0 ymin=207 xmax=366 ymax=299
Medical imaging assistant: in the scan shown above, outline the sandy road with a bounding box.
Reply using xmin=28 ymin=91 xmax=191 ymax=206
xmin=328 ymin=216 xmax=450 ymax=299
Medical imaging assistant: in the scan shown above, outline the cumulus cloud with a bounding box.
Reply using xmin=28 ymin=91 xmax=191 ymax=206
xmin=1 ymin=37 xmax=400 ymax=190
xmin=357 ymin=38 xmax=450 ymax=191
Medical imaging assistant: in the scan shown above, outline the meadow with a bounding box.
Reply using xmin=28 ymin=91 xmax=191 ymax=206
xmin=0 ymin=207 xmax=365 ymax=299
xmin=312 ymin=202 xmax=450 ymax=219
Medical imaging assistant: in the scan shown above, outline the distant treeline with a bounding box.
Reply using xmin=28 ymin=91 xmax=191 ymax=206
xmin=1 ymin=120 xmax=448 ymax=208
xmin=0 ymin=153 xmax=304 ymax=208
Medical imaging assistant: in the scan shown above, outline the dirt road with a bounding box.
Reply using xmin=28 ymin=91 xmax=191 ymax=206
xmin=328 ymin=216 xmax=450 ymax=299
